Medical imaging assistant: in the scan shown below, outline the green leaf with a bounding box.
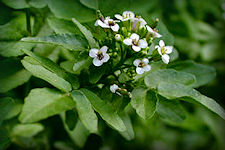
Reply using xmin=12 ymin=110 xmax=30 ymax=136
xmin=157 ymin=95 xmax=186 ymax=123
xmin=119 ymin=113 xmax=134 ymax=140
xmin=168 ymin=60 xmax=216 ymax=87
xmin=158 ymin=83 xmax=225 ymax=120
xmin=0 ymin=41 xmax=34 ymax=57
xmin=21 ymin=56 xmax=72 ymax=92
xmin=144 ymin=69 xmax=196 ymax=88
xmin=0 ymin=58 xmax=31 ymax=93
xmin=71 ymin=90 xmax=98 ymax=133
xmin=80 ymin=0 xmax=98 ymax=10
xmin=19 ymin=88 xmax=76 ymax=123
xmin=11 ymin=123 xmax=44 ymax=137
xmin=89 ymin=65 xmax=106 ymax=84
xmin=0 ymin=14 xmax=28 ymax=40
xmin=2 ymin=0 xmax=29 ymax=9
xmin=0 ymin=127 xmax=10 ymax=150
xmin=28 ymin=0 xmax=47 ymax=8
xmin=0 ymin=97 xmax=14 ymax=125
xmin=131 ymin=87 xmax=158 ymax=120
xmin=47 ymin=17 xmax=81 ymax=34
xmin=80 ymin=88 xmax=126 ymax=132
xmin=21 ymin=34 xmax=88 ymax=51
xmin=60 ymin=113 xmax=90 ymax=148
xmin=72 ymin=18 xmax=99 ymax=48
xmin=118 ymin=72 xmax=130 ymax=83
xmin=65 ymin=110 xmax=78 ymax=131
xmin=22 ymin=49 xmax=80 ymax=90
xmin=47 ymin=0 xmax=96 ymax=22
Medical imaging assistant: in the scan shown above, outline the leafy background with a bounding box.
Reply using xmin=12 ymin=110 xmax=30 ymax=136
xmin=0 ymin=0 xmax=225 ymax=150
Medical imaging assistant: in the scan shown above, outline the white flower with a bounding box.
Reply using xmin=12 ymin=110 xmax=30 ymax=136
xmin=95 ymin=17 xmax=119 ymax=32
xmin=123 ymin=33 xmax=148 ymax=52
xmin=89 ymin=46 xmax=110 ymax=66
xmin=115 ymin=11 xmax=135 ymax=21
xmin=132 ymin=16 xmax=147 ymax=29
xmin=115 ymin=34 xmax=122 ymax=41
xmin=155 ymin=40 xmax=173 ymax=64
xmin=110 ymin=84 xmax=122 ymax=96
xmin=133 ymin=58 xmax=151 ymax=74
xmin=110 ymin=84 xmax=119 ymax=93
xmin=146 ymin=25 xmax=162 ymax=38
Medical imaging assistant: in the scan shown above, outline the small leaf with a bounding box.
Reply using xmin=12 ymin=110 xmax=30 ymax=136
xmin=80 ymin=89 xmax=126 ymax=132
xmin=89 ymin=65 xmax=106 ymax=84
xmin=11 ymin=123 xmax=44 ymax=137
xmin=157 ymin=95 xmax=186 ymax=123
xmin=28 ymin=0 xmax=47 ymax=8
xmin=158 ymin=83 xmax=225 ymax=120
xmin=72 ymin=18 xmax=99 ymax=48
xmin=21 ymin=34 xmax=88 ymax=51
xmin=65 ymin=110 xmax=78 ymax=131
xmin=131 ymin=87 xmax=158 ymax=120
xmin=0 ymin=127 xmax=10 ymax=150
xmin=47 ymin=17 xmax=81 ymax=34
xmin=168 ymin=60 xmax=216 ymax=87
xmin=0 ymin=97 xmax=14 ymax=125
xmin=71 ymin=90 xmax=98 ymax=133
xmin=22 ymin=57 xmax=72 ymax=92
xmin=0 ymin=58 xmax=31 ymax=93
xmin=118 ymin=72 xmax=130 ymax=83
xmin=119 ymin=113 xmax=134 ymax=140
xmin=2 ymin=0 xmax=29 ymax=9
xmin=47 ymin=0 xmax=96 ymax=22
xmin=145 ymin=69 xmax=196 ymax=88
xmin=80 ymin=0 xmax=98 ymax=10
xmin=19 ymin=88 xmax=76 ymax=123
xmin=60 ymin=113 xmax=90 ymax=148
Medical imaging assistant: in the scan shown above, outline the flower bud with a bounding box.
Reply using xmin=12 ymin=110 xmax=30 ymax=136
xmin=115 ymin=34 xmax=122 ymax=41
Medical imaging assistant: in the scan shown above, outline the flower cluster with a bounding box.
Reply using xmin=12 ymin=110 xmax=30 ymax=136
xmin=89 ymin=11 xmax=173 ymax=95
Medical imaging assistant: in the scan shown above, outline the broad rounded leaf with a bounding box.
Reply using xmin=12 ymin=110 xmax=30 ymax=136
xmin=0 ymin=59 xmax=31 ymax=93
xmin=47 ymin=0 xmax=96 ymax=22
xmin=145 ymin=69 xmax=196 ymax=88
xmin=22 ymin=56 xmax=72 ymax=92
xmin=11 ymin=123 xmax=44 ymax=137
xmin=158 ymin=83 xmax=225 ymax=120
xmin=80 ymin=0 xmax=98 ymax=10
xmin=71 ymin=90 xmax=98 ymax=133
xmin=21 ymin=34 xmax=88 ymax=51
xmin=19 ymin=88 xmax=76 ymax=123
xmin=168 ymin=60 xmax=216 ymax=88
xmin=131 ymin=87 xmax=158 ymax=120
xmin=80 ymin=89 xmax=126 ymax=132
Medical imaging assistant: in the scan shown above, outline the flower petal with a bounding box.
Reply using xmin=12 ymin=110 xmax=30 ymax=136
xmin=154 ymin=32 xmax=162 ymax=38
xmin=139 ymin=18 xmax=147 ymax=27
xmin=94 ymin=20 xmax=99 ymax=26
xmin=93 ymin=57 xmax=103 ymax=66
xmin=162 ymin=54 xmax=170 ymax=64
xmin=111 ymin=24 xmax=119 ymax=32
xmin=142 ymin=58 xmax=149 ymax=64
xmin=100 ymin=46 xmax=108 ymax=54
xmin=97 ymin=20 xmax=110 ymax=28
xmin=157 ymin=47 xmax=162 ymax=56
xmin=123 ymin=11 xmax=135 ymax=19
xmin=133 ymin=59 xmax=141 ymax=67
xmin=123 ymin=38 xmax=132 ymax=45
xmin=146 ymin=25 xmax=154 ymax=32
xmin=159 ymin=40 xmax=165 ymax=47
xmin=165 ymin=46 xmax=173 ymax=54
xmin=110 ymin=84 xmax=119 ymax=93
xmin=144 ymin=65 xmax=151 ymax=72
xmin=89 ymin=49 xmax=98 ymax=58
xmin=130 ymin=33 xmax=139 ymax=41
xmin=139 ymin=39 xmax=148 ymax=48
xmin=132 ymin=45 xmax=141 ymax=52
xmin=115 ymin=14 xmax=123 ymax=20
xmin=102 ymin=54 xmax=110 ymax=62
xmin=136 ymin=67 xmax=145 ymax=74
